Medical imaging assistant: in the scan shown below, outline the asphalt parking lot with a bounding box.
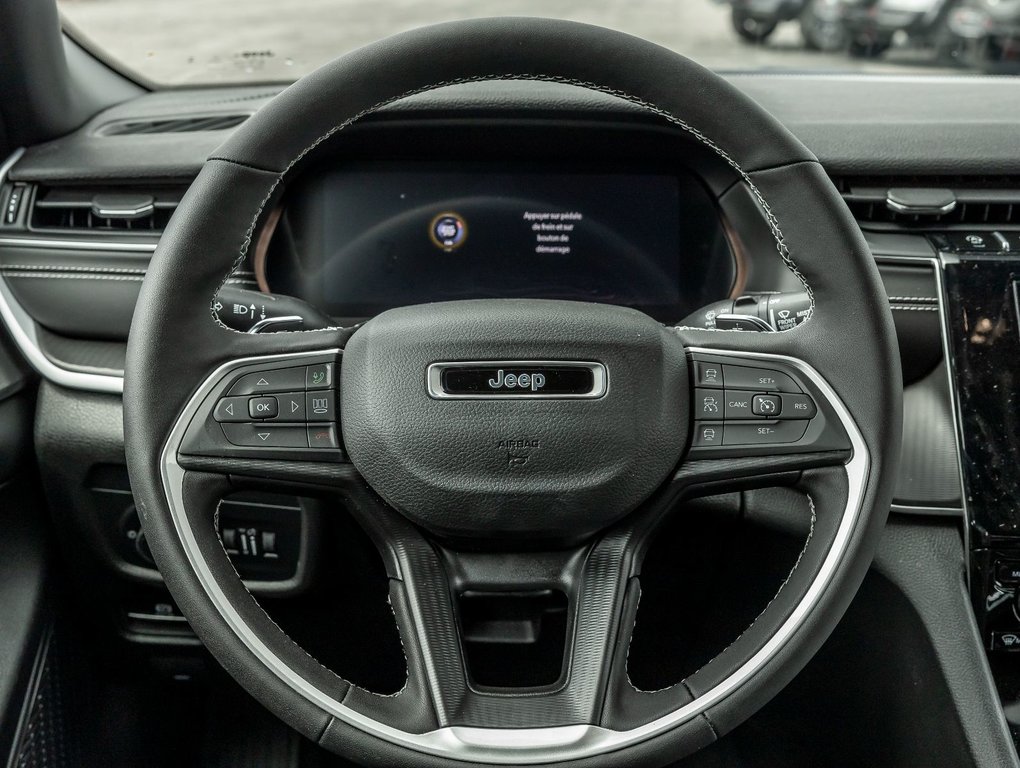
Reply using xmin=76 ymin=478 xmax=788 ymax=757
xmin=58 ymin=0 xmax=955 ymax=85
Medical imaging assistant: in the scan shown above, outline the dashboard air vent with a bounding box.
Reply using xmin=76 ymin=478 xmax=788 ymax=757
xmin=95 ymin=114 xmax=249 ymax=136
xmin=833 ymin=175 xmax=1020 ymax=229
xmin=29 ymin=185 xmax=187 ymax=233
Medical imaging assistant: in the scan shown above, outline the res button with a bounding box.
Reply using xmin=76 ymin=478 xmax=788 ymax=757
xmin=779 ymin=394 xmax=817 ymax=419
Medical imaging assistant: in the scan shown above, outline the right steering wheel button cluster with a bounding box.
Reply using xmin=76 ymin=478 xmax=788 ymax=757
xmin=689 ymin=353 xmax=844 ymax=457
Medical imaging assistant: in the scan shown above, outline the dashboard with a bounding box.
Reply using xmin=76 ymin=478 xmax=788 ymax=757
xmin=1 ymin=74 xmax=1011 ymax=655
xmin=6 ymin=69 xmax=1020 ymax=764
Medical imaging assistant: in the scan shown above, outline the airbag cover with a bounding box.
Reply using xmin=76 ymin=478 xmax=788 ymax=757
xmin=340 ymin=299 xmax=689 ymax=539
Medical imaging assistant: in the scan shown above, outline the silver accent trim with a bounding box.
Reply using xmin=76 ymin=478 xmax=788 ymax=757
xmin=890 ymin=503 xmax=963 ymax=517
xmin=0 ymin=149 xmax=124 ymax=394
xmin=159 ymin=346 xmax=868 ymax=764
xmin=715 ymin=313 xmax=773 ymax=331
xmin=0 ymin=235 xmax=158 ymax=252
xmin=92 ymin=203 xmax=155 ymax=220
xmin=885 ymin=198 xmax=957 ymax=216
xmin=426 ymin=361 xmax=607 ymax=400
xmin=247 ymin=315 xmax=304 ymax=334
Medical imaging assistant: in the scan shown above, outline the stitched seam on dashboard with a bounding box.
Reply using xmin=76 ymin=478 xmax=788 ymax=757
xmin=0 ymin=264 xmax=147 ymax=274
xmin=0 ymin=272 xmax=145 ymax=282
xmin=209 ymin=74 xmax=814 ymax=334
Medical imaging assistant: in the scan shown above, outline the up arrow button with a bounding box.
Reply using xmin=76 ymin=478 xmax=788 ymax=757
xmin=228 ymin=367 xmax=307 ymax=396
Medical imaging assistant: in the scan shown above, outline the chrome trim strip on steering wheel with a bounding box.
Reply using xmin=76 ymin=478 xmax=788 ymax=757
xmin=159 ymin=345 xmax=868 ymax=764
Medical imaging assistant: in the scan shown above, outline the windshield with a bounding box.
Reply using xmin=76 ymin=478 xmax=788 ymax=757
xmin=58 ymin=0 xmax=1020 ymax=86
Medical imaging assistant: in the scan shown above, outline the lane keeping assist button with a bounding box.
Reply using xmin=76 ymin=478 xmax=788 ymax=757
xmin=723 ymin=420 xmax=807 ymax=446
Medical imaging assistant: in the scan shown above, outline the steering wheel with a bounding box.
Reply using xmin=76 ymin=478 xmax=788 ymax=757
xmin=124 ymin=18 xmax=901 ymax=768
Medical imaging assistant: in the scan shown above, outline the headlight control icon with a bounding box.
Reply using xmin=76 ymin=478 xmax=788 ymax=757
xmin=429 ymin=212 xmax=468 ymax=251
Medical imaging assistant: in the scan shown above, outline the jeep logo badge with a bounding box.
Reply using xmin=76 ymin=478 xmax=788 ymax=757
xmin=487 ymin=369 xmax=546 ymax=392
xmin=427 ymin=361 xmax=607 ymax=400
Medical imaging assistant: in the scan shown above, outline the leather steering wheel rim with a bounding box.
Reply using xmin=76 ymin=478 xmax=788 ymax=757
xmin=124 ymin=18 xmax=901 ymax=768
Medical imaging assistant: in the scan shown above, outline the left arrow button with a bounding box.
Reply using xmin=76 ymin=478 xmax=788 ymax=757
xmin=214 ymin=396 xmax=249 ymax=423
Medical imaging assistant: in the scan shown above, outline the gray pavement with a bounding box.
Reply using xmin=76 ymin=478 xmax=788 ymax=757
xmin=58 ymin=0 xmax=956 ymax=85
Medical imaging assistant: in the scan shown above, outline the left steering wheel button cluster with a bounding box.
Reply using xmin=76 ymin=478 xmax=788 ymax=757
xmin=181 ymin=354 xmax=344 ymax=461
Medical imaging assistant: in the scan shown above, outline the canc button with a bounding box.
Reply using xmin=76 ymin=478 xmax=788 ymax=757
xmin=724 ymin=390 xmax=755 ymax=419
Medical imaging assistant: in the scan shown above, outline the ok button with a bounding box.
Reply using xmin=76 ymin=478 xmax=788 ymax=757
xmin=248 ymin=396 xmax=279 ymax=419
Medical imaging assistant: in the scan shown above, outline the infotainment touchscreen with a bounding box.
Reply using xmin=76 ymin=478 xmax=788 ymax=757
xmin=281 ymin=167 xmax=732 ymax=321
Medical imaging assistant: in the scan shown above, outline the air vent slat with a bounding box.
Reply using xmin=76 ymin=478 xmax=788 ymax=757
xmin=833 ymin=175 xmax=1020 ymax=229
xmin=96 ymin=114 xmax=249 ymax=136
xmin=29 ymin=184 xmax=186 ymax=234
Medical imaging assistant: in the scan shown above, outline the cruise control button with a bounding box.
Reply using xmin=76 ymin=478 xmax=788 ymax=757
xmin=779 ymin=394 xmax=817 ymax=419
xmin=306 ymin=390 xmax=336 ymax=420
xmin=228 ymin=367 xmax=306 ymax=396
xmin=306 ymin=363 xmax=334 ymax=390
xmin=724 ymin=390 xmax=755 ymax=419
xmin=213 ymin=396 xmax=249 ymax=422
xmin=694 ymin=388 xmax=723 ymax=419
xmin=695 ymin=362 xmax=723 ymax=388
xmin=752 ymin=394 xmax=781 ymax=417
xmin=723 ymin=420 xmax=807 ymax=446
xmin=307 ymin=423 xmax=339 ymax=449
xmin=722 ymin=365 xmax=800 ymax=393
xmin=248 ymin=396 xmax=279 ymax=419
xmin=274 ymin=392 xmax=306 ymax=422
xmin=693 ymin=422 xmax=723 ymax=446
xmin=221 ymin=423 xmax=308 ymax=448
